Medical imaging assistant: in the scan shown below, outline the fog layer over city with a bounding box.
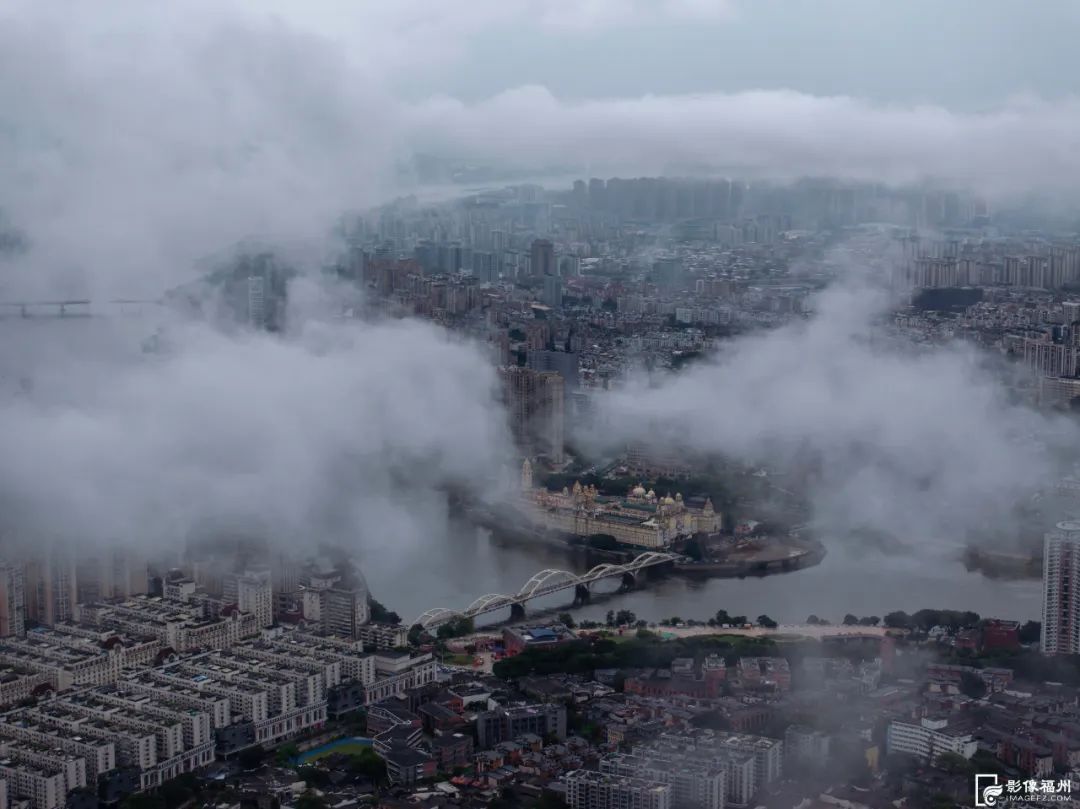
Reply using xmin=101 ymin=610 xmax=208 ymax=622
xmin=1 ymin=2 xmax=1077 ymax=569
xmin=594 ymin=274 xmax=1080 ymax=552
xmin=0 ymin=299 xmax=510 ymax=558
xmin=1 ymin=10 xmax=1075 ymax=808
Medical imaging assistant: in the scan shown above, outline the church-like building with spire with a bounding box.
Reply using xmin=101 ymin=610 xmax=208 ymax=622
xmin=517 ymin=460 xmax=720 ymax=549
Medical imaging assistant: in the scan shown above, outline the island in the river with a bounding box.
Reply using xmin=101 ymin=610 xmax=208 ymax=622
xmin=464 ymin=461 xmax=825 ymax=579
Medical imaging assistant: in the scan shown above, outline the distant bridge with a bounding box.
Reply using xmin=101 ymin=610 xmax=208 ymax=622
xmin=0 ymin=299 xmax=162 ymax=318
xmin=413 ymin=551 xmax=680 ymax=629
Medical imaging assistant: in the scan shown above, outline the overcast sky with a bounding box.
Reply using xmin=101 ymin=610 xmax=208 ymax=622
xmin=2 ymin=0 xmax=1079 ymax=298
xmin=399 ymin=0 xmax=1080 ymax=108
xmin=162 ymin=0 xmax=1080 ymax=107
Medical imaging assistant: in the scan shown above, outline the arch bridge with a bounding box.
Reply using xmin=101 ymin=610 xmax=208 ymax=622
xmin=0 ymin=299 xmax=162 ymax=318
xmin=412 ymin=551 xmax=679 ymax=629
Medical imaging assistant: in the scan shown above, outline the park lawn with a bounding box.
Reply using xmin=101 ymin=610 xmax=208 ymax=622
xmin=301 ymin=741 xmax=371 ymax=762
xmin=444 ymin=653 xmax=474 ymax=666
xmin=687 ymin=632 xmax=806 ymax=644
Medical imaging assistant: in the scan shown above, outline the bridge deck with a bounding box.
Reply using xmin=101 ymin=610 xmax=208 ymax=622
xmin=413 ymin=551 xmax=679 ymax=629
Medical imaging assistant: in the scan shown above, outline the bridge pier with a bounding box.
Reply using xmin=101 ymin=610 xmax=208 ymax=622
xmin=573 ymin=583 xmax=591 ymax=605
xmin=510 ymin=603 xmax=526 ymax=622
xmin=644 ymin=562 xmax=668 ymax=579
xmin=618 ymin=571 xmax=636 ymax=592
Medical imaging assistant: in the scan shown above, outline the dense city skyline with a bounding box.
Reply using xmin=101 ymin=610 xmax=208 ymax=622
xmin=3 ymin=3 xmax=1080 ymax=809
xmin=3 ymin=2 xmax=1080 ymax=301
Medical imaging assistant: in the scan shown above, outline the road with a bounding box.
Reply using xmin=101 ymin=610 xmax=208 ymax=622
xmin=654 ymin=623 xmax=890 ymax=639
xmin=446 ymin=622 xmax=891 ymax=652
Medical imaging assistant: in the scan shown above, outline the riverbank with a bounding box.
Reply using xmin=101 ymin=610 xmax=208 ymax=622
xmin=675 ymin=537 xmax=827 ymax=577
xmin=962 ymin=545 xmax=1041 ymax=580
xmin=458 ymin=622 xmax=891 ymax=647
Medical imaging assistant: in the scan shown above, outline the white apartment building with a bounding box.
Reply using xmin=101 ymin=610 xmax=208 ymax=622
xmin=209 ymin=648 xmax=327 ymax=707
xmin=784 ymin=724 xmax=831 ymax=768
xmin=0 ymin=741 xmax=85 ymax=797
xmin=62 ymin=692 xmax=186 ymax=763
xmin=0 ymin=626 xmax=159 ymax=690
xmin=96 ymin=684 xmax=214 ymax=751
xmin=649 ymin=733 xmax=767 ymax=807
xmin=720 ymin=754 xmax=758 ymax=808
xmin=655 ymin=731 xmax=782 ymax=794
xmin=601 ymin=753 xmax=725 ymax=809
xmin=23 ymin=554 xmax=77 ymax=628
xmin=121 ymin=672 xmax=231 ymax=729
xmin=1023 ymin=338 xmax=1079 ymax=379
xmin=224 ymin=571 xmax=274 ymax=629
xmin=231 ymin=642 xmax=343 ymax=691
xmin=297 ymin=560 xmax=371 ymax=639
xmin=0 ymin=760 xmax=66 ymax=809
xmin=156 ymin=655 xmax=327 ymax=748
xmin=155 ymin=666 xmax=268 ymax=723
xmin=0 ymin=720 xmax=116 ymax=779
xmin=0 ymin=565 xmax=25 ymax=638
xmin=0 ymin=668 xmax=50 ymax=709
xmin=356 ymin=622 xmax=409 ymax=650
xmin=566 ymin=770 xmax=672 ymax=809
xmin=270 ymin=630 xmax=376 ymax=683
xmin=29 ymin=702 xmax=158 ymax=775
xmin=78 ymin=597 xmax=258 ymax=652
xmin=5 ymin=686 xmax=215 ymax=794
xmin=365 ymin=651 xmax=437 ymax=703
xmin=1043 ymin=522 xmax=1080 ymax=655
xmin=181 ymin=659 xmax=298 ymax=717
xmin=710 ymin=733 xmax=782 ymax=791
xmin=886 ymin=717 xmax=978 ymax=761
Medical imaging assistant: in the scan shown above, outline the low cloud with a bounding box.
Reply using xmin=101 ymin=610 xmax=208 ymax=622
xmin=1 ymin=3 xmax=1078 ymax=303
xmin=0 ymin=299 xmax=510 ymax=559
xmin=0 ymin=2 xmax=1076 ymax=569
xmin=591 ymin=266 xmax=1079 ymax=550
xmin=0 ymin=1 xmax=401 ymax=299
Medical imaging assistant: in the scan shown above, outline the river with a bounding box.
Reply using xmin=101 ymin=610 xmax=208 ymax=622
xmin=365 ymin=522 xmax=1044 ymax=628
xmin=0 ymin=317 xmax=1045 ymax=625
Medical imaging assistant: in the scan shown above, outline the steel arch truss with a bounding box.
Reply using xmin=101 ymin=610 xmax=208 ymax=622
xmin=582 ymin=563 xmax=626 ymax=582
xmin=517 ymin=569 xmax=579 ymax=599
xmin=465 ymin=593 xmax=517 ymax=615
xmin=415 ymin=607 xmax=463 ymax=629
xmin=413 ymin=551 xmax=677 ymax=629
xmin=626 ymin=551 xmax=675 ymax=570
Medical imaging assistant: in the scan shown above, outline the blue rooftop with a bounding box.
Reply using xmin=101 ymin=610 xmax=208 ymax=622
xmin=526 ymin=628 xmax=559 ymax=640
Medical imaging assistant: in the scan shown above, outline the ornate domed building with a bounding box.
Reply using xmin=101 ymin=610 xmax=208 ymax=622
xmin=518 ymin=460 xmax=720 ymax=549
